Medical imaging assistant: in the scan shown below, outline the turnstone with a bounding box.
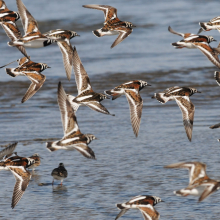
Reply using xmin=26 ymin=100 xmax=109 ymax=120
xmin=168 ymin=26 xmax=216 ymax=49
xmin=83 ymin=5 xmax=135 ymax=48
xmin=7 ymin=0 xmax=54 ymax=50
xmin=46 ymin=82 xmax=96 ymax=159
xmin=152 ymin=86 xmax=201 ymax=141
xmin=214 ymin=71 xmax=220 ymax=86
xmin=5 ymin=56 xmax=49 ymax=103
xmin=70 ymin=47 xmax=114 ymax=116
xmin=28 ymin=153 xmax=41 ymax=171
xmin=198 ymin=16 xmax=220 ymax=34
xmin=164 ymin=162 xmax=220 ymax=202
xmin=115 ymin=195 xmax=162 ymax=220
xmin=0 ymin=144 xmax=35 ymax=208
xmin=0 ymin=0 xmax=28 ymax=57
xmin=44 ymin=29 xmax=79 ymax=80
xmin=105 ymin=80 xmax=151 ymax=137
xmin=51 ymin=163 xmax=68 ymax=185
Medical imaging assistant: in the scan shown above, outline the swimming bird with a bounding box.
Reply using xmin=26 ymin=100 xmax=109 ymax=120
xmin=83 ymin=5 xmax=135 ymax=48
xmin=197 ymin=16 xmax=220 ymax=34
xmin=0 ymin=143 xmax=35 ymax=209
xmin=46 ymin=82 xmax=97 ymax=159
xmin=0 ymin=0 xmax=28 ymax=57
xmin=28 ymin=153 xmax=41 ymax=171
xmin=105 ymin=80 xmax=150 ymax=137
xmin=70 ymin=46 xmax=114 ymax=116
xmin=152 ymin=86 xmax=200 ymax=141
xmin=7 ymin=0 xmax=54 ymax=51
xmin=115 ymin=195 xmax=162 ymax=220
xmin=44 ymin=29 xmax=79 ymax=80
xmin=4 ymin=56 xmax=49 ymax=103
xmin=168 ymin=26 xmax=216 ymax=49
xmin=164 ymin=162 xmax=220 ymax=202
xmin=51 ymin=163 xmax=68 ymax=185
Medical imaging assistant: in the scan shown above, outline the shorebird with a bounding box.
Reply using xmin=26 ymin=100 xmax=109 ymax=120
xmin=44 ymin=29 xmax=79 ymax=80
xmin=164 ymin=162 xmax=220 ymax=202
xmin=69 ymin=46 xmax=114 ymax=116
xmin=83 ymin=5 xmax=135 ymax=48
xmin=105 ymin=80 xmax=151 ymax=137
xmin=46 ymin=82 xmax=97 ymax=159
xmin=4 ymin=56 xmax=49 ymax=103
xmin=168 ymin=26 xmax=216 ymax=49
xmin=51 ymin=163 xmax=68 ymax=185
xmin=7 ymin=0 xmax=54 ymax=53
xmin=0 ymin=0 xmax=28 ymax=57
xmin=0 ymin=142 xmax=35 ymax=208
xmin=115 ymin=195 xmax=162 ymax=220
xmin=152 ymin=86 xmax=201 ymax=141
xmin=197 ymin=16 xmax=220 ymax=34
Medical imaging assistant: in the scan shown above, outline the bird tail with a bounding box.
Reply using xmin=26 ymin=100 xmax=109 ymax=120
xmin=152 ymin=93 xmax=170 ymax=104
xmin=105 ymin=90 xmax=122 ymax=100
xmin=6 ymin=68 xmax=19 ymax=77
xmin=46 ymin=142 xmax=58 ymax=152
xmin=93 ymin=29 xmax=104 ymax=37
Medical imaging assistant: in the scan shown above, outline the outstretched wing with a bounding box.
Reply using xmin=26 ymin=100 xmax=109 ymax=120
xmin=139 ymin=205 xmax=160 ymax=220
xmin=175 ymin=96 xmax=195 ymax=141
xmin=0 ymin=142 xmax=17 ymax=160
xmin=168 ymin=26 xmax=185 ymax=37
xmin=125 ymin=90 xmax=143 ymax=137
xmin=16 ymin=0 xmax=40 ymax=35
xmin=85 ymin=101 xmax=114 ymax=116
xmin=164 ymin=162 xmax=207 ymax=185
xmin=83 ymin=5 xmax=118 ymax=23
xmin=8 ymin=167 xmax=31 ymax=209
xmin=199 ymin=181 xmax=220 ymax=202
xmin=193 ymin=42 xmax=220 ymax=68
xmin=72 ymin=47 xmax=92 ymax=95
xmin=73 ymin=143 xmax=96 ymax=159
xmin=21 ymin=72 xmax=46 ymax=103
xmin=111 ymin=27 xmax=132 ymax=48
xmin=57 ymin=40 xmax=74 ymax=81
xmin=57 ymin=82 xmax=80 ymax=136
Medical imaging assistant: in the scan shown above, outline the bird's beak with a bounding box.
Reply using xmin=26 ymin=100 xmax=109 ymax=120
xmin=47 ymin=66 xmax=51 ymax=68
xmin=147 ymin=84 xmax=151 ymax=86
xmin=197 ymin=91 xmax=202 ymax=93
xmin=76 ymin=34 xmax=80 ymax=37
xmin=161 ymin=200 xmax=165 ymax=202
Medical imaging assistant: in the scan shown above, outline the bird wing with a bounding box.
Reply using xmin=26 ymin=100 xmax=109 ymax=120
xmin=57 ymin=82 xmax=80 ymax=136
xmin=125 ymin=90 xmax=143 ymax=137
xmin=57 ymin=40 xmax=74 ymax=81
xmin=73 ymin=143 xmax=96 ymax=159
xmin=168 ymin=26 xmax=185 ymax=37
xmin=175 ymin=96 xmax=195 ymax=141
xmin=8 ymin=166 xmax=31 ymax=209
xmin=21 ymin=72 xmax=46 ymax=103
xmin=85 ymin=101 xmax=113 ymax=115
xmin=16 ymin=0 xmax=41 ymax=35
xmin=72 ymin=47 xmax=92 ymax=95
xmin=83 ymin=5 xmax=117 ymax=23
xmin=164 ymin=162 xmax=207 ymax=185
xmin=1 ymin=22 xmax=28 ymax=58
xmin=115 ymin=209 xmax=128 ymax=220
xmin=193 ymin=42 xmax=220 ymax=68
xmin=111 ymin=27 xmax=132 ymax=48
xmin=0 ymin=142 xmax=17 ymax=161
xmin=138 ymin=205 xmax=160 ymax=220
xmin=214 ymin=71 xmax=220 ymax=86
xmin=198 ymin=181 xmax=219 ymax=202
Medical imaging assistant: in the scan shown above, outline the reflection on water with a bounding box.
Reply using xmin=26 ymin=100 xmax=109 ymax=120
xmin=1 ymin=0 xmax=220 ymax=219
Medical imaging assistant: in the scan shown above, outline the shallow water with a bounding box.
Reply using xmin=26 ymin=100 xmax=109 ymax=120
xmin=1 ymin=0 xmax=220 ymax=219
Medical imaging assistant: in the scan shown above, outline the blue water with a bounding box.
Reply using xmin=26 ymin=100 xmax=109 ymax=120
xmin=1 ymin=0 xmax=220 ymax=219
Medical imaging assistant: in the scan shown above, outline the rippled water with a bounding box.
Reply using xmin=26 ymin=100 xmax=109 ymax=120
xmin=1 ymin=0 xmax=220 ymax=219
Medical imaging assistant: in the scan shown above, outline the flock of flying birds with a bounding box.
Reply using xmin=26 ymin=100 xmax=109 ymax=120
xmin=1 ymin=0 xmax=220 ymax=219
